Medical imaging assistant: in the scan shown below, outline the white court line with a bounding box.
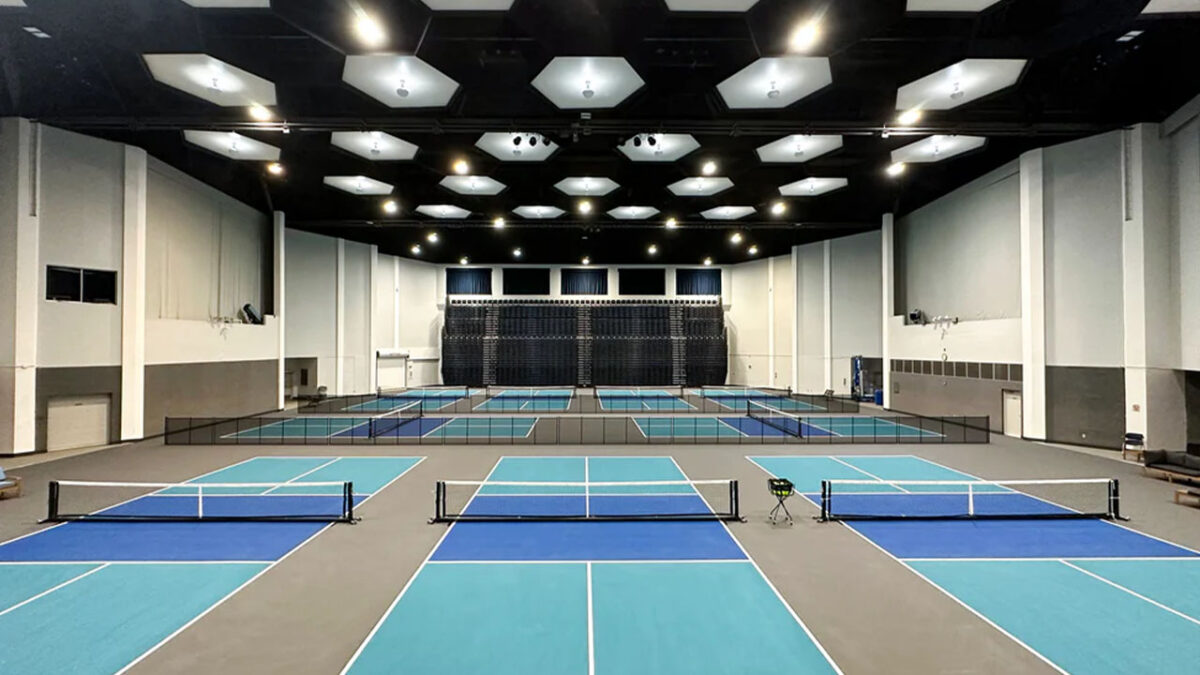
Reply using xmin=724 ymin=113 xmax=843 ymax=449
xmin=903 ymin=557 xmax=1200 ymax=563
xmin=1058 ymin=560 xmax=1200 ymax=627
xmin=338 ymin=456 xmax=504 ymax=675
xmin=0 ymin=563 xmax=110 ymax=617
xmin=668 ymin=457 xmax=844 ymax=675
xmin=0 ymin=560 xmax=271 ymax=566
xmin=586 ymin=561 xmax=596 ymax=675
xmin=261 ymin=457 xmax=342 ymax=495
xmin=424 ymin=559 xmax=750 ymax=565
xmin=748 ymin=459 xmax=1067 ymax=675
xmin=584 ymin=457 xmax=590 ymax=518
xmin=117 ymin=455 xmax=424 ymax=675
xmin=828 ymin=456 xmax=909 ymax=492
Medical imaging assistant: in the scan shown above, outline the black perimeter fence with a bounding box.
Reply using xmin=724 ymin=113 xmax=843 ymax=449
xmin=164 ymin=414 xmax=991 ymax=446
xmin=295 ymin=387 xmax=863 ymax=416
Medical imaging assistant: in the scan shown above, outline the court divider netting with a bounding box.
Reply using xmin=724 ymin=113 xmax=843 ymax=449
xmin=746 ymin=400 xmax=804 ymax=437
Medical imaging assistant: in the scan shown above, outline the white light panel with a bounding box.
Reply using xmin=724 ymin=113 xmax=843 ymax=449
xmin=531 ymin=57 xmax=645 ymax=110
xmin=179 ymin=0 xmax=271 ymax=7
xmin=554 ymin=177 xmax=619 ymax=196
xmin=716 ymin=56 xmax=832 ymax=110
xmin=420 ymin=0 xmax=515 ymax=9
xmin=895 ymin=59 xmax=1026 ymax=111
xmin=143 ymin=54 xmax=276 ymax=107
xmin=667 ymin=177 xmax=734 ymax=196
xmin=906 ymin=0 xmax=1003 ymax=11
xmin=330 ymin=131 xmax=418 ymax=161
xmin=183 ymin=130 xmax=280 ymax=160
xmin=607 ymin=206 xmax=660 ymax=220
xmin=416 ymin=204 xmax=471 ymax=219
xmin=890 ymin=135 xmax=986 ymax=163
xmin=755 ymin=134 xmax=843 ymax=163
xmin=323 ymin=175 xmax=394 ymax=196
xmin=475 ymin=132 xmax=559 ymax=162
xmin=664 ymin=0 xmax=760 ymax=10
xmin=439 ymin=175 xmax=507 ymax=195
xmin=1142 ymin=0 xmax=1200 ymax=12
xmin=700 ymin=206 xmax=755 ymax=220
xmin=513 ymin=205 xmax=565 ymax=219
xmin=342 ymin=55 xmax=459 ymax=109
xmin=617 ymin=134 xmax=701 ymax=162
xmin=778 ymin=177 xmax=848 ymax=197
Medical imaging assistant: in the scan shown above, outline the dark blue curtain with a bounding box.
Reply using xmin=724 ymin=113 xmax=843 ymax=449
xmin=446 ymin=268 xmax=492 ymax=295
xmin=561 ymin=268 xmax=608 ymax=295
xmin=676 ymin=269 xmax=721 ymax=295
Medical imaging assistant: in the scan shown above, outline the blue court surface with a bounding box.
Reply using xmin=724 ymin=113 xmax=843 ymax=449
xmin=342 ymin=456 xmax=841 ymax=675
xmin=632 ymin=415 xmax=942 ymax=439
xmin=225 ymin=415 xmax=537 ymax=440
xmin=0 ymin=456 xmax=422 ymax=674
xmin=596 ymin=389 xmax=695 ymax=411
xmin=345 ymin=388 xmax=475 ymax=413
xmin=474 ymin=388 xmax=573 ymax=411
xmin=749 ymin=454 xmax=1200 ymax=674
xmin=692 ymin=388 xmax=824 ymax=412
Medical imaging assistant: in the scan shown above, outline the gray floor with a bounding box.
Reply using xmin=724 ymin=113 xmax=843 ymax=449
xmin=1 ymin=433 xmax=1195 ymax=674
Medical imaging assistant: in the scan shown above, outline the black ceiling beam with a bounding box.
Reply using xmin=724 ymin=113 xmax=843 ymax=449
xmin=34 ymin=116 xmax=1121 ymax=138
xmin=288 ymin=218 xmax=875 ymax=230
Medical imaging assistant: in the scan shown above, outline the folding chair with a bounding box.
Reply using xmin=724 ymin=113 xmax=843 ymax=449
xmin=768 ymin=478 xmax=795 ymax=525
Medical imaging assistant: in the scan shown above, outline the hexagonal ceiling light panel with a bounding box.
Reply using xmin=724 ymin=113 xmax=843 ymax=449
xmin=420 ymin=0 xmax=514 ymax=9
xmin=1143 ymin=0 xmax=1200 ymax=12
xmin=778 ymin=177 xmax=848 ymax=197
xmin=895 ymin=59 xmax=1027 ymax=112
xmin=416 ymin=204 xmax=471 ymax=219
xmin=513 ymin=206 xmax=565 ymax=219
xmin=617 ymin=134 xmax=701 ymax=162
xmin=756 ymin=134 xmax=843 ymax=163
xmin=343 ymin=55 xmax=459 ymax=109
xmin=180 ymin=1 xmax=270 ymax=7
xmin=607 ymin=206 xmax=660 ymax=220
xmin=439 ymin=175 xmax=507 ymax=196
xmin=891 ymin=135 xmax=987 ymax=164
xmin=330 ymin=131 xmax=418 ymax=161
xmin=906 ymin=0 xmax=1003 ymax=11
xmin=700 ymin=206 xmax=756 ymax=220
xmin=664 ymin=0 xmax=760 ymax=10
xmin=143 ymin=54 xmax=276 ymax=107
xmin=323 ymin=175 xmax=394 ymax=196
xmin=716 ymin=57 xmax=832 ymax=110
xmin=667 ymin=177 xmax=734 ymax=197
xmin=183 ymin=131 xmax=279 ymax=161
xmin=532 ymin=57 xmax=645 ymax=110
xmin=554 ymin=177 xmax=620 ymax=196
xmin=476 ymin=133 xmax=559 ymax=162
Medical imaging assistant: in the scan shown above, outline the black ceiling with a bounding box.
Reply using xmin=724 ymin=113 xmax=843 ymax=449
xmin=2 ymin=0 xmax=1198 ymax=264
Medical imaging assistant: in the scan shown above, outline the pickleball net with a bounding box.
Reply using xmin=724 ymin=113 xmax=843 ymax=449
xmin=818 ymin=477 xmax=1121 ymax=521
xmin=45 ymin=480 xmax=357 ymax=523
xmin=432 ymin=478 xmax=741 ymax=522
xmin=367 ymin=401 xmax=423 ymax=437
xmin=746 ymin=400 xmax=804 ymax=437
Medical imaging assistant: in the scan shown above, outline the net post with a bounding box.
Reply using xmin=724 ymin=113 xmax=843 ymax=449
xmin=434 ymin=480 xmax=445 ymax=522
xmin=47 ymin=480 xmax=60 ymax=522
xmin=1110 ymin=479 xmax=1121 ymax=520
xmin=967 ymin=482 xmax=975 ymax=517
xmin=345 ymin=481 xmax=355 ymax=522
xmin=197 ymin=484 xmax=204 ymax=519
xmin=730 ymin=479 xmax=739 ymax=520
xmin=819 ymin=480 xmax=829 ymax=521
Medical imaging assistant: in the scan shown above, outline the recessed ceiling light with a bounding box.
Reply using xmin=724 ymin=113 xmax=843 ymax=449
xmin=789 ymin=20 xmax=820 ymax=52
xmin=493 ymin=217 xmax=506 ymax=229
xmin=730 ymin=232 xmax=743 ymax=244
xmin=578 ymin=200 xmax=593 ymax=214
xmin=897 ymin=108 xmax=922 ymax=126
xmin=886 ymin=162 xmax=907 ymax=177
xmin=770 ymin=201 xmax=786 ymax=215
xmin=647 ymin=244 xmax=658 ymax=256
xmin=266 ymin=162 xmax=284 ymax=176
xmin=581 ymin=80 xmax=595 ymax=99
xmin=512 ymin=248 xmax=522 ymax=258
xmin=248 ymin=104 xmax=272 ymax=121
xmin=459 ymin=256 xmax=470 ymax=265
xmin=581 ymin=256 xmax=591 ymax=265
xmin=748 ymin=245 xmax=759 ymax=256
xmin=382 ymin=199 xmax=399 ymax=214
xmin=353 ymin=10 xmax=386 ymax=48
xmin=665 ymin=217 xmax=678 ymax=229
xmin=426 ymin=232 xmax=439 ymax=243
xmin=1116 ymin=29 xmax=1144 ymax=43
xmin=701 ymin=160 xmax=717 ymax=176
xmin=452 ymin=159 xmax=470 ymax=175
xmin=703 ymin=257 xmax=713 ymax=266
xmin=410 ymin=244 xmax=422 ymax=255
xmin=21 ymin=26 xmax=51 ymax=39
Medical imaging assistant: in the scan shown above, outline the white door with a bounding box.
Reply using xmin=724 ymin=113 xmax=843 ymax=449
xmin=1003 ymin=391 xmax=1022 ymax=438
xmin=47 ymin=395 xmax=111 ymax=451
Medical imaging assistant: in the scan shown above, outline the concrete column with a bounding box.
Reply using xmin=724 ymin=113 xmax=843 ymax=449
xmin=1019 ymin=148 xmax=1047 ymax=440
xmin=1123 ymin=124 xmax=1186 ymax=448
xmin=335 ymin=238 xmax=345 ymax=395
xmin=0 ymin=119 xmax=40 ymax=454
xmin=368 ymin=245 xmax=378 ymax=393
xmin=120 ymin=146 xmax=147 ymax=440
xmin=273 ymin=211 xmax=286 ymax=409
xmin=665 ymin=268 xmax=677 ymax=298
xmin=823 ymin=240 xmax=833 ymax=392
xmin=880 ymin=214 xmax=894 ymax=410
xmin=790 ymin=246 xmax=800 ymax=391
xmin=392 ymin=257 xmax=400 ymax=350
xmin=606 ymin=268 xmax=619 ymax=297
xmin=766 ymin=256 xmax=775 ymax=388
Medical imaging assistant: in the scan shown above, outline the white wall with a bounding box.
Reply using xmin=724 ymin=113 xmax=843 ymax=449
xmin=342 ymin=241 xmax=372 ymax=393
xmin=795 ymin=244 xmax=826 ymax=393
xmin=375 ymin=253 xmax=399 ymax=350
xmin=1044 ymin=131 xmax=1125 ymax=367
xmin=771 ymin=256 xmax=793 ymax=389
xmin=1168 ymin=114 xmax=1200 ymax=370
xmin=37 ymin=126 xmax=124 ymax=368
xmin=831 ymin=231 xmax=883 ymax=393
xmin=285 ymin=230 xmax=338 ymax=389
xmin=145 ymin=317 xmax=280 ymax=365
xmin=727 ymin=258 xmax=770 ymax=385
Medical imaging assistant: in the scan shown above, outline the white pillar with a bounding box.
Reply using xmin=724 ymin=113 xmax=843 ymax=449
xmin=823 ymin=240 xmax=833 ymax=392
xmin=790 ymin=246 xmax=800 ymax=392
xmin=0 ymin=119 xmax=40 ymax=454
xmin=880 ymin=214 xmax=894 ymax=410
xmin=767 ymin=256 xmax=775 ymax=388
xmin=368 ymin=245 xmax=378 ymax=393
xmin=335 ymin=238 xmax=345 ymax=395
xmin=607 ymin=268 xmax=619 ymax=297
xmin=392 ymin=257 xmax=400 ymax=350
xmin=1019 ymin=148 xmax=1047 ymax=440
xmin=273 ymin=211 xmax=286 ymax=409
xmin=120 ymin=146 xmax=147 ymax=440
xmin=665 ymin=268 xmax=677 ymax=298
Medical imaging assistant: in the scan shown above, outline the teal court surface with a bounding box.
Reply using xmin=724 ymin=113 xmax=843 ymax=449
xmin=341 ymin=456 xmax=841 ymax=675
xmin=749 ymin=454 xmax=1200 ymax=674
xmin=596 ymin=388 xmax=695 ymax=411
xmin=225 ymin=415 xmax=538 ymax=440
xmin=634 ymin=415 xmax=944 ymax=440
xmin=473 ymin=388 xmax=574 ymax=411
xmin=343 ymin=388 xmax=478 ymax=413
xmin=0 ymin=456 xmax=422 ymax=674
xmin=692 ymin=388 xmax=825 ymax=412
